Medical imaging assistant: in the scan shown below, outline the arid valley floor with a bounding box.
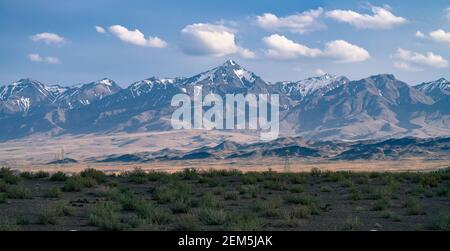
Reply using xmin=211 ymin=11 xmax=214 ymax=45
xmin=0 ymin=131 xmax=449 ymax=231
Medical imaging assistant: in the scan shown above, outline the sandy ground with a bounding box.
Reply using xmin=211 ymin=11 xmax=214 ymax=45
xmin=1 ymin=131 xmax=448 ymax=174
xmin=8 ymin=158 xmax=450 ymax=174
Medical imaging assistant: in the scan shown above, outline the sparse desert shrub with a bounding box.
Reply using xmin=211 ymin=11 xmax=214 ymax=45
xmin=0 ymin=168 xmax=21 ymax=185
xmin=34 ymin=171 xmax=50 ymax=179
xmin=342 ymin=216 xmax=362 ymax=231
xmin=436 ymin=185 xmax=450 ymax=197
xmin=289 ymin=174 xmax=307 ymax=184
xmin=153 ymin=182 xmax=191 ymax=204
xmin=80 ymin=168 xmax=107 ymax=184
xmin=171 ymin=200 xmax=191 ymax=214
xmin=5 ymin=185 xmax=32 ymax=199
xmin=289 ymin=184 xmax=304 ymax=193
xmin=263 ymin=179 xmax=287 ymax=191
xmin=381 ymin=210 xmax=401 ymax=222
xmin=147 ymin=171 xmax=168 ymax=181
xmin=291 ymin=205 xmax=312 ymax=219
xmin=310 ymin=168 xmax=322 ymax=177
xmin=53 ymin=202 xmax=75 ymax=216
xmin=229 ymin=214 xmax=264 ymax=231
xmin=0 ymin=193 xmax=7 ymax=204
xmin=420 ymin=174 xmax=441 ymax=188
xmin=125 ymin=168 xmax=148 ymax=184
xmin=49 ymin=172 xmax=68 ymax=182
xmin=43 ymin=187 xmax=62 ymax=198
xmin=0 ymin=216 xmax=20 ymax=231
xmin=372 ymin=198 xmax=390 ymax=211
xmin=200 ymin=192 xmax=222 ymax=209
xmin=36 ymin=207 xmax=59 ymax=225
xmin=238 ymin=185 xmax=259 ymax=199
xmin=283 ymin=194 xmax=318 ymax=206
xmin=172 ymin=214 xmax=201 ymax=231
xmin=196 ymin=208 xmax=229 ymax=225
xmin=62 ymin=175 xmax=97 ymax=192
xmin=253 ymin=198 xmax=282 ymax=217
xmin=19 ymin=172 xmax=34 ymax=180
xmin=431 ymin=212 xmax=450 ymax=230
xmin=403 ymin=197 xmax=425 ymax=215
xmin=89 ymin=201 xmax=122 ymax=231
xmin=178 ymin=168 xmax=199 ymax=180
xmin=135 ymin=202 xmax=172 ymax=225
xmin=320 ymin=185 xmax=332 ymax=193
xmin=0 ymin=167 xmax=14 ymax=179
xmin=224 ymin=190 xmax=239 ymax=200
xmin=15 ymin=216 xmax=30 ymax=226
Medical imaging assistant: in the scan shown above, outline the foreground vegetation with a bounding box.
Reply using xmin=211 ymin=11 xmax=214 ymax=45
xmin=0 ymin=167 xmax=449 ymax=231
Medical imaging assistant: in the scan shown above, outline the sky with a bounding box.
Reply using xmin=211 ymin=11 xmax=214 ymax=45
xmin=1 ymin=0 xmax=450 ymax=87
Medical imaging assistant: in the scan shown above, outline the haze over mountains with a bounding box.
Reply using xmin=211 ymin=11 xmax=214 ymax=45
xmin=0 ymin=60 xmax=449 ymax=141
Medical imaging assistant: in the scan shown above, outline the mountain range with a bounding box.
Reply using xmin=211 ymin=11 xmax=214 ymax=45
xmin=0 ymin=60 xmax=449 ymax=141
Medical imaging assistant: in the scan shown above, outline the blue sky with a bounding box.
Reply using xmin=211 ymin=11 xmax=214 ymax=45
xmin=1 ymin=0 xmax=450 ymax=87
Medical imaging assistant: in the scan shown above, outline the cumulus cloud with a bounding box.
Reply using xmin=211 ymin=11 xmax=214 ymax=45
xmin=393 ymin=62 xmax=422 ymax=72
xmin=95 ymin=25 xmax=106 ymax=33
xmin=392 ymin=48 xmax=448 ymax=69
xmin=180 ymin=23 xmax=255 ymax=59
xmin=255 ymin=8 xmax=324 ymax=34
xmin=315 ymin=69 xmax=326 ymax=76
xmin=429 ymin=29 xmax=450 ymax=43
xmin=30 ymin=32 xmax=64 ymax=44
xmin=108 ymin=25 xmax=167 ymax=48
xmin=415 ymin=30 xmax=425 ymax=38
xmin=326 ymin=6 xmax=406 ymax=29
xmin=262 ymin=34 xmax=370 ymax=63
xmin=28 ymin=53 xmax=60 ymax=64
xmin=262 ymin=34 xmax=321 ymax=59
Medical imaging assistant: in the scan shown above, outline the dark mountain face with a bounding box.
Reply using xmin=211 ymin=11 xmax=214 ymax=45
xmin=415 ymin=78 xmax=450 ymax=102
xmin=0 ymin=61 xmax=449 ymax=141
xmin=286 ymin=74 xmax=441 ymax=140
xmin=55 ymin=78 xmax=121 ymax=109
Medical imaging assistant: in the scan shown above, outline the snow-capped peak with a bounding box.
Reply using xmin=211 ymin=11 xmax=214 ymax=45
xmin=277 ymin=74 xmax=349 ymax=99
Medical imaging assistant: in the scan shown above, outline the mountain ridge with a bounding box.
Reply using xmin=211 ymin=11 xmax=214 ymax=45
xmin=0 ymin=60 xmax=449 ymax=141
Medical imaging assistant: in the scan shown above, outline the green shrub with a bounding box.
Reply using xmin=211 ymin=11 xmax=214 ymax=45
xmin=0 ymin=216 xmax=20 ymax=231
xmin=34 ymin=171 xmax=50 ymax=179
xmin=229 ymin=214 xmax=264 ymax=231
xmin=20 ymin=172 xmax=35 ymax=180
xmin=224 ymin=191 xmax=239 ymax=200
xmin=197 ymin=208 xmax=229 ymax=225
xmin=291 ymin=205 xmax=311 ymax=219
xmin=200 ymin=192 xmax=222 ymax=209
xmin=372 ymin=198 xmax=390 ymax=211
xmin=5 ymin=185 xmax=32 ymax=199
xmin=89 ymin=201 xmax=122 ymax=231
xmin=253 ymin=198 xmax=282 ymax=217
xmin=135 ymin=202 xmax=172 ymax=225
xmin=153 ymin=182 xmax=191 ymax=204
xmin=80 ymin=168 xmax=107 ymax=183
xmin=173 ymin=214 xmax=201 ymax=231
xmin=62 ymin=175 xmax=97 ymax=192
xmin=381 ymin=211 xmax=401 ymax=222
xmin=125 ymin=168 xmax=148 ymax=184
xmin=342 ymin=216 xmax=362 ymax=231
xmin=431 ymin=213 xmax=450 ymax=230
xmin=49 ymin=172 xmax=68 ymax=182
xmin=403 ymin=197 xmax=425 ymax=215
xmin=43 ymin=187 xmax=62 ymax=198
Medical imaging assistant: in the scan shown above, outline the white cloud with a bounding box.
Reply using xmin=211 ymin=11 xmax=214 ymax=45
xmin=30 ymin=32 xmax=64 ymax=44
xmin=323 ymin=40 xmax=371 ymax=63
xmin=393 ymin=62 xmax=422 ymax=72
xmin=180 ymin=23 xmax=255 ymax=59
xmin=429 ymin=29 xmax=450 ymax=43
xmin=326 ymin=6 xmax=406 ymax=29
xmin=445 ymin=7 xmax=450 ymax=20
xmin=108 ymin=25 xmax=167 ymax=48
xmin=262 ymin=34 xmax=322 ymax=59
xmin=255 ymin=8 xmax=324 ymax=34
xmin=315 ymin=69 xmax=326 ymax=76
xmin=95 ymin=26 xmax=106 ymax=34
xmin=393 ymin=48 xmax=448 ymax=69
xmin=28 ymin=53 xmax=60 ymax=64
xmin=415 ymin=30 xmax=425 ymax=38
xmin=262 ymin=34 xmax=370 ymax=63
